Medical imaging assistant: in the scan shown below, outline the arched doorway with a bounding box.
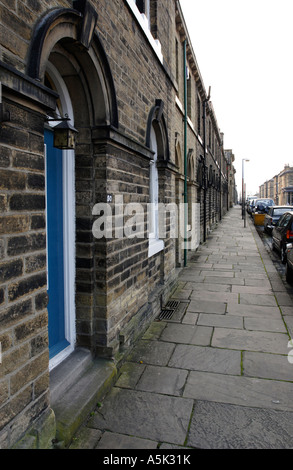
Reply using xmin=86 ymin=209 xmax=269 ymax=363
xmin=27 ymin=5 xmax=119 ymax=365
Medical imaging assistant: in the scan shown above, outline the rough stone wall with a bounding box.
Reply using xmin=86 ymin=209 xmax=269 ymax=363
xmin=0 ymin=91 xmax=51 ymax=448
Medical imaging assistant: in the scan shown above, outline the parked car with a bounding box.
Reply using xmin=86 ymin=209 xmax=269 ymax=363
xmin=246 ymin=196 xmax=257 ymax=214
xmin=272 ymin=211 xmax=293 ymax=263
xmin=285 ymin=242 xmax=293 ymax=283
xmin=264 ymin=206 xmax=293 ymax=234
xmin=252 ymin=198 xmax=274 ymax=214
xmin=248 ymin=198 xmax=257 ymax=215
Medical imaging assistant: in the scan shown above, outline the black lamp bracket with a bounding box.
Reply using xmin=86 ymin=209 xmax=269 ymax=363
xmin=46 ymin=113 xmax=71 ymax=123
xmin=0 ymin=82 xmax=11 ymax=125
xmin=0 ymin=103 xmax=10 ymax=125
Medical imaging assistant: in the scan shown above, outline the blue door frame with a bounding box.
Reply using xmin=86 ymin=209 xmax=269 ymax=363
xmin=45 ymin=129 xmax=70 ymax=359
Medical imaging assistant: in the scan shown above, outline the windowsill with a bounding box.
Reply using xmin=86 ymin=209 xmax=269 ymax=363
xmin=148 ymin=238 xmax=164 ymax=257
xmin=125 ymin=0 xmax=163 ymax=64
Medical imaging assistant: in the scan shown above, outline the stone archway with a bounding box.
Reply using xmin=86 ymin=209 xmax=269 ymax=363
xmin=27 ymin=4 xmax=118 ymax=128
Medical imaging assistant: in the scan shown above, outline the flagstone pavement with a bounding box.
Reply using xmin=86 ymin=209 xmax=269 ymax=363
xmin=70 ymin=206 xmax=293 ymax=450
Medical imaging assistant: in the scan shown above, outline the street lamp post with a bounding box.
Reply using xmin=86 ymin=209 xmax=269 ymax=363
xmin=242 ymin=158 xmax=250 ymax=227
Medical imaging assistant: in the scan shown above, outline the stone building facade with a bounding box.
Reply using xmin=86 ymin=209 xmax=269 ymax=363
xmin=224 ymin=149 xmax=237 ymax=209
xmin=259 ymin=164 xmax=293 ymax=205
xmin=0 ymin=0 xmax=234 ymax=448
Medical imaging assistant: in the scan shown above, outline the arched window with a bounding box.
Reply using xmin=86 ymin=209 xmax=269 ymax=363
xmin=149 ymin=126 xmax=159 ymax=239
xmin=146 ymin=100 xmax=168 ymax=257
xmin=148 ymin=125 xmax=164 ymax=257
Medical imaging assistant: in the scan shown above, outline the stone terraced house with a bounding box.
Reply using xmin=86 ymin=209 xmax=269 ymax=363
xmin=0 ymin=0 xmax=234 ymax=448
xmin=259 ymin=164 xmax=293 ymax=205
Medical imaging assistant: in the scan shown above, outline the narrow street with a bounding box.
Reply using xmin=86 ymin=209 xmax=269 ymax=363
xmin=68 ymin=206 xmax=293 ymax=450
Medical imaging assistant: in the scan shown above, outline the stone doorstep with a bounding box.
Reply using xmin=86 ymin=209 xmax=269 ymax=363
xmin=50 ymin=349 xmax=117 ymax=447
xmin=50 ymin=348 xmax=93 ymax=404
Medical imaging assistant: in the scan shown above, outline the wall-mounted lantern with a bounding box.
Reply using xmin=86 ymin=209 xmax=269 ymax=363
xmin=46 ymin=114 xmax=78 ymax=150
xmin=53 ymin=119 xmax=78 ymax=150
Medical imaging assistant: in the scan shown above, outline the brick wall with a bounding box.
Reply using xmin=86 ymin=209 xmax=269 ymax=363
xmin=0 ymin=97 xmax=50 ymax=446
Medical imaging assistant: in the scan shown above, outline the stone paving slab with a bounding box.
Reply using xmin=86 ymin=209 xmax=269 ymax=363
xmin=212 ymin=328 xmax=288 ymax=354
xmin=226 ymin=303 xmax=281 ymax=317
xmin=188 ymin=300 xmax=226 ymax=314
xmin=244 ymin=316 xmax=287 ymax=333
xmin=187 ymin=400 xmax=293 ymax=449
xmin=200 ymin=270 xmax=236 ymax=278
xmin=184 ymin=282 xmax=232 ymax=292
xmin=142 ymin=321 xmax=167 ymax=340
xmin=181 ymin=312 xmax=198 ymax=324
xmin=189 ymin=290 xmax=239 ymax=303
xmin=135 ymin=365 xmax=188 ymax=396
xmin=211 ymin=264 xmax=234 ymax=270
xmin=239 ymin=293 xmax=277 ymax=307
xmin=232 ymin=285 xmax=273 ymax=294
xmin=159 ymin=443 xmax=191 ymax=449
xmin=183 ymin=371 xmax=293 ymax=411
xmin=171 ymin=289 xmax=192 ymax=300
xmin=89 ymin=388 xmax=194 ymax=446
xmin=169 ymin=344 xmax=241 ymax=375
xmin=160 ymin=323 xmax=213 ymax=346
xmin=234 ymin=272 xmax=269 ymax=279
xmin=69 ymin=427 xmax=102 ymax=449
xmin=178 ymin=273 xmax=204 ymax=282
xmin=243 ymin=278 xmax=272 ymax=288
xmin=95 ymin=431 xmax=158 ymax=449
xmin=197 ymin=313 xmax=243 ymax=329
xmin=115 ymin=362 xmax=146 ymax=389
xmin=234 ymin=266 xmax=266 ymax=273
xmin=202 ymin=276 xmax=244 ymax=286
xmin=243 ymin=351 xmax=293 ymax=381
xmin=127 ymin=340 xmax=175 ymax=366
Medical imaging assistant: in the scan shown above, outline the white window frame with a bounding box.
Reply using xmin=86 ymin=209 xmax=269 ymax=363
xmin=125 ymin=0 xmax=163 ymax=63
xmin=148 ymin=126 xmax=164 ymax=257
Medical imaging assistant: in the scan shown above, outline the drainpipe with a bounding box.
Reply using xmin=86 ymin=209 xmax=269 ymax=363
xmin=219 ymin=132 xmax=224 ymax=221
xmin=183 ymin=40 xmax=188 ymax=267
xmin=202 ymin=87 xmax=211 ymax=243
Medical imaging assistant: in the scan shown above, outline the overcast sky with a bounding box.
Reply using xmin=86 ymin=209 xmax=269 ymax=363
xmin=179 ymin=0 xmax=293 ymax=197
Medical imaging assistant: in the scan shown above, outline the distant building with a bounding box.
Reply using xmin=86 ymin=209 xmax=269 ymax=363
xmin=224 ymin=149 xmax=237 ymax=208
xmin=259 ymin=165 xmax=293 ymax=205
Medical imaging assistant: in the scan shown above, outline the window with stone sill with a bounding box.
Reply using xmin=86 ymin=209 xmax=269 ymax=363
xmin=127 ymin=0 xmax=162 ymax=63
xmin=135 ymin=0 xmax=150 ymax=24
xmin=197 ymin=97 xmax=201 ymax=136
xmin=148 ymin=125 xmax=164 ymax=257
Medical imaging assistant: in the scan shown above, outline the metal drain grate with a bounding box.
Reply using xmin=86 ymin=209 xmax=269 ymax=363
xmin=157 ymin=300 xmax=180 ymax=320
xmin=158 ymin=309 xmax=175 ymax=320
xmin=165 ymin=300 xmax=180 ymax=310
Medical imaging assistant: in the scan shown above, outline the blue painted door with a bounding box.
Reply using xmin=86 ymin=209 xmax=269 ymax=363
xmin=45 ymin=129 xmax=69 ymax=359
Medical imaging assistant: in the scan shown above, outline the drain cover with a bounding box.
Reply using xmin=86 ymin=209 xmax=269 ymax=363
xmin=165 ymin=300 xmax=180 ymax=310
xmin=157 ymin=300 xmax=180 ymax=320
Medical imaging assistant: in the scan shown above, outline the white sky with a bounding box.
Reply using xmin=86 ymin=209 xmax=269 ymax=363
xmin=179 ymin=0 xmax=293 ymax=197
